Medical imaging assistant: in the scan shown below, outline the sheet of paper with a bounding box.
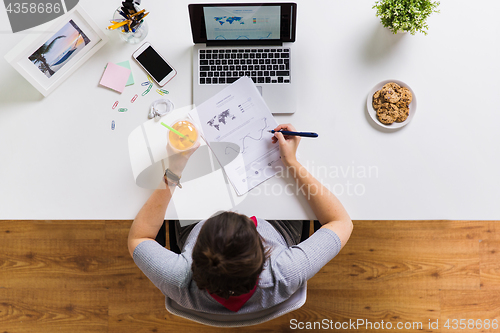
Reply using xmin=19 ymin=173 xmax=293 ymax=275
xmin=99 ymin=62 xmax=130 ymax=93
xmin=116 ymin=60 xmax=134 ymax=86
xmin=127 ymin=105 xmax=249 ymax=219
xmin=190 ymin=77 xmax=284 ymax=195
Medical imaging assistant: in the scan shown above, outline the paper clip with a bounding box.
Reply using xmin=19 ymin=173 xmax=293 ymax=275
xmin=147 ymin=75 xmax=153 ymax=83
xmin=141 ymin=81 xmax=150 ymax=86
xmin=118 ymin=108 xmax=128 ymax=112
xmin=112 ymin=101 xmax=119 ymax=109
xmin=141 ymin=83 xmax=153 ymax=96
xmin=111 ymin=120 xmax=116 ymax=130
xmin=156 ymin=89 xmax=169 ymax=95
xmin=131 ymin=94 xmax=138 ymax=103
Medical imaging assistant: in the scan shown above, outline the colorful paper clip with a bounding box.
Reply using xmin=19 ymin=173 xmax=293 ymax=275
xmin=142 ymin=83 xmax=153 ymax=96
xmin=131 ymin=94 xmax=138 ymax=103
xmin=147 ymin=75 xmax=153 ymax=83
xmin=141 ymin=81 xmax=150 ymax=86
xmin=156 ymin=89 xmax=169 ymax=95
xmin=111 ymin=120 xmax=116 ymax=130
xmin=112 ymin=101 xmax=119 ymax=109
xmin=118 ymin=108 xmax=128 ymax=112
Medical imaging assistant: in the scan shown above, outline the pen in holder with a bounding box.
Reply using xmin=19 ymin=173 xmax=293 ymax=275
xmin=111 ymin=4 xmax=148 ymax=44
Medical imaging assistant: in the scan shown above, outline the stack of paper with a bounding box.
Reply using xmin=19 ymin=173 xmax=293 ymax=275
xmin=189 ymin=77 xmax=284 ymax=195
xmin=116 ymin=60 xmax=134 ymax=86
xmin=99 ymin=62 xmax=133 ymax=93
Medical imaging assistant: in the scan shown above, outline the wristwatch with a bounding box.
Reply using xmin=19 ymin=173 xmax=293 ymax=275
xmin=164 ymin=169 xmax=182 ymax=188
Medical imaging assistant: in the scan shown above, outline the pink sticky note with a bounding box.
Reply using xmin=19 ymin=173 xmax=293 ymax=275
xmin=99 ymin=62 xmax=131 ymax=93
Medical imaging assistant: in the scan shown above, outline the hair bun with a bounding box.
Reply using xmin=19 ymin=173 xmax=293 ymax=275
xmin=204 ymin=249 xmax=226 ymax=273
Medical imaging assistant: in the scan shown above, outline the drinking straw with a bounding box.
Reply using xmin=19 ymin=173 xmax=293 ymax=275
xmin=161 ymin=122 xmax=194 ymax=143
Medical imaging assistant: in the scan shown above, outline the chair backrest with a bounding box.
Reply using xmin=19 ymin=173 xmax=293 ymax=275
xmin=165 ymin=283 xmax=307 ymax=327
xmin=169 ymin=220 xmax=314 ymax=254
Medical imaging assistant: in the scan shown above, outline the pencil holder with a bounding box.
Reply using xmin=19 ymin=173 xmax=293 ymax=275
xmin=113 ymin=5 xmax=148 ymax=44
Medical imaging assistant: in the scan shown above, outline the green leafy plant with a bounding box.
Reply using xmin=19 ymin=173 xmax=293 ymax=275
xmin=373 ymin=0 xmax=440 ymax=35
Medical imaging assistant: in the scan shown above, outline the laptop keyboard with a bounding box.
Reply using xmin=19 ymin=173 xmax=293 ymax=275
xmin=198 ymin=48 xmax=290 ymax=85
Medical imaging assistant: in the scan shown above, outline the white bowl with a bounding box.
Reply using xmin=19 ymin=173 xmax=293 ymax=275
xmin=366 ymin=79 xmax=417 ymax=129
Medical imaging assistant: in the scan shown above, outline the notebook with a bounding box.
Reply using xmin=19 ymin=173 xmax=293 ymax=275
xmin=189 ymin=3 xmax=298 ymax=114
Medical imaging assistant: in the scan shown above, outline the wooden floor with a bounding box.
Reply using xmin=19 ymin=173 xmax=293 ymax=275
xmin=1 ymin=220 xmax=499 ymax=333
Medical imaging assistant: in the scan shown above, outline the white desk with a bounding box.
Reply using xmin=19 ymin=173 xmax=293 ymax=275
xmin=1 ymin=0 xmax=499 ymax=220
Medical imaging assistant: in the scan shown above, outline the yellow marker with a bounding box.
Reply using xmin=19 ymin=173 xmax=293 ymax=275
xmin=130 ymin=9 xmax=145 ymax=17
xmin=107 ymin=20 xmax=129 ymax=30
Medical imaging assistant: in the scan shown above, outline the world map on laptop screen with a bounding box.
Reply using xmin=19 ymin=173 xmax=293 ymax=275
xmin=203 ymin=6 xmax=281 ymax=41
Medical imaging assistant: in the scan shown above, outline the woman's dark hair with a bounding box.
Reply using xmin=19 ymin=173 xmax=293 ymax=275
xmin=191 ymin=212 xmax=268 ymax=299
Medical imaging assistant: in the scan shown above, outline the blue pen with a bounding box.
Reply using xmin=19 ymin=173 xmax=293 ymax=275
xmin=118 ymin=10 xmax=129 ymax=20
xmin=268 ymin=130 xmax=318 ymax=138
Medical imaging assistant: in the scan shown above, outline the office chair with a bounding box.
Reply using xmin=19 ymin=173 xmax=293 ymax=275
xmin=165 ymin=284 xmax=307 ymax=327
xmin=160 ymin=220 xmax=319 ymax=327
xmin=166 ymin=220 xmax=317 ymax=254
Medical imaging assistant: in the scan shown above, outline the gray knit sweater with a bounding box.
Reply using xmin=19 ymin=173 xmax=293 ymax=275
xmin=133 ymin=218 xmax=341 ymax=314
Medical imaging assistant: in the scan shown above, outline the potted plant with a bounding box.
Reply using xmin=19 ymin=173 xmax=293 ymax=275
xmin=373 ymin=0 xmax=440 ymax=35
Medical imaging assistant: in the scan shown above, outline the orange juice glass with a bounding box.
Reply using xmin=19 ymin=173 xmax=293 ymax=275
xmin=168 ymin=120 xmax=198 ymax=152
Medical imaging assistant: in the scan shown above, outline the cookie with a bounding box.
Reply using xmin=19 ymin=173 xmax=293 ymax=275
xmin=373 ymin=100 xmax=382 ymax=110
xmin=400 ymin=87 xmax=413 ymax=104
xmin=396 ymin=100 xmax=409 ymax=109
xmin=372 ymin=90 xmax=386 ymax=110
xmin=377 ymin=104 xmax=399 ymax=125
xmin=376 ymin=102 xmax=391 ymax=111
xmin=382 ymin=87 xmax=401 ymax=103
xmin=395 ymin=104 xmax=409 ymax=123
xmin=382 ymin=82 xmax=401 ymax=91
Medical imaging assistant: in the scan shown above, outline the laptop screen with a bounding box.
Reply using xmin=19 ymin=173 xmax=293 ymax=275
xmin=203 ymin=6 xmax=281 ymax=41
xmin=189 ymin=3 xmax=297 ymax=45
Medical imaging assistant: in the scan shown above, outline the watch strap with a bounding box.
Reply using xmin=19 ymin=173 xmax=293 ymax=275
xmin=164 ymin=169 xmax=182 ymax=188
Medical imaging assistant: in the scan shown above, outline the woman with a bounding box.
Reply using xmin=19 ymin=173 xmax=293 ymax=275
xmin=128 ymin=124 xmax=353 ymax=314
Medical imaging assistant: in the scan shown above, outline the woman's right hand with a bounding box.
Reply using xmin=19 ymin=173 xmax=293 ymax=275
xmin=272 ymin=123 xmax=300 ymax=167
xmin=166 ymin=141 xmax=200 ymax=177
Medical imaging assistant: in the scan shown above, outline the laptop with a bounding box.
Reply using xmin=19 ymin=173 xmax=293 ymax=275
xmin=189 ymin=3 xmax=298 ymax=114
